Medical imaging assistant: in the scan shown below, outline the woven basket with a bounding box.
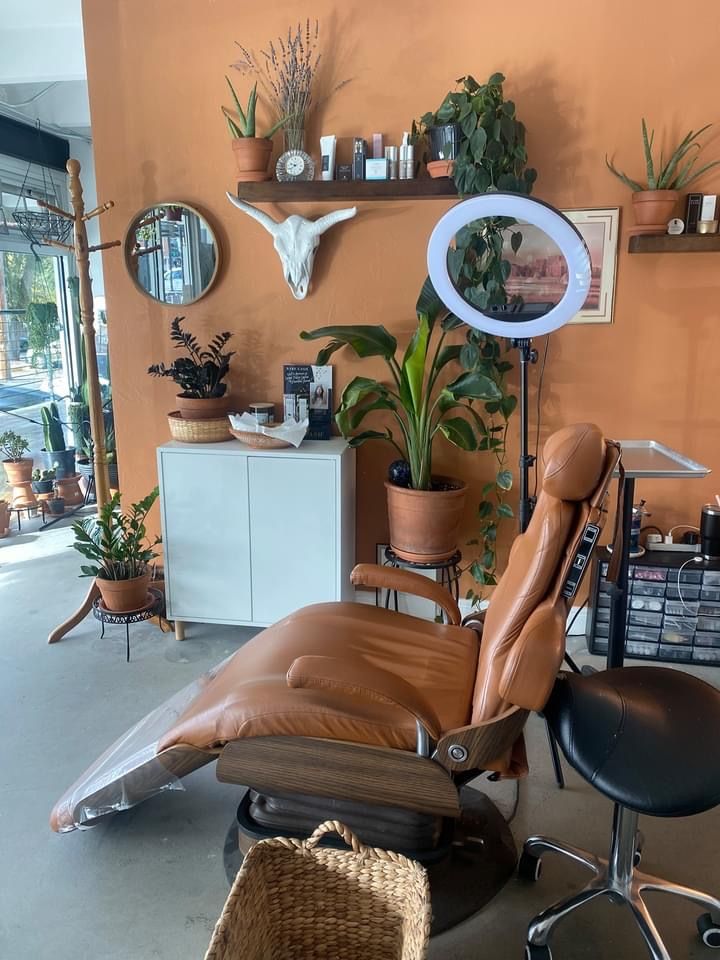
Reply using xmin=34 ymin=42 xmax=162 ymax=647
xmin=204 ymin=820 xmax=430 ymax=960
xmin=229 ymin=428 xmax=292 ymax=449
xmin=168 ymin=412 xmax=232 ymax=443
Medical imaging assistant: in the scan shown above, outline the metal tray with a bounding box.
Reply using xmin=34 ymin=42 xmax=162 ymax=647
xmin=615 ymin=440 xmax=711 ymax=479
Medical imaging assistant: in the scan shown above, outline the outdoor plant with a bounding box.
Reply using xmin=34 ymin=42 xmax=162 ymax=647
xmin=606 ymin=121 xmax=720 ymax=191
xmin=0 ymin=430 xmax=30 ymax=461
xmin=72 ymin=488 xmax=160 ymax=581
xmin=26 ymin=301 xmax=60 ymax=399
xmin=223 ymin=79 xmax=290 ymax=139
xmin=32 ymin=468 xmax=56 ymax=481
xmin=41 ymin=401 xmax=67 ymax=452
xmin=300 ymin=279 xmax=506 ymax=492
xmin=148 ymin=317 xmax=234 ymax=399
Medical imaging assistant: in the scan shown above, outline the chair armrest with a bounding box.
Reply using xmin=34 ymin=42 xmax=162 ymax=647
xmin=287 ymin=655 xmax=442 ymax=741
xmin=351 ymin=563 xmax=462 ymax=626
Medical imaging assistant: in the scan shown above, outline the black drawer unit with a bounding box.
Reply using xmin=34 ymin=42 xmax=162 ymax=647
xmin=586 ymin=548 xmax=720 ymax=666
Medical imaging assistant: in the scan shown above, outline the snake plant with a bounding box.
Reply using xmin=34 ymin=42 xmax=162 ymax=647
xmin=606 ymin=120 xmax=720 ymax=191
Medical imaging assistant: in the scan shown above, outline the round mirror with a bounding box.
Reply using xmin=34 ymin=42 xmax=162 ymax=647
xmin=427 ymin=193 xmax=591 ymax=338
xmin=124 ymin=203 xmax=221 ymax=305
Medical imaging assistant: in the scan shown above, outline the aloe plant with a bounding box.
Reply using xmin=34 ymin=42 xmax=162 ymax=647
xmin=606 ymin=120 xmax=720 ymax=191
xmin=222 ymin=79 xmax=290 ymax=139
xmin=300 ymin=280 xmax=509 ymax=491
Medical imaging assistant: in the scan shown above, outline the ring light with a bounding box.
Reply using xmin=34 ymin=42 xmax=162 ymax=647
xmin=426 ymin=193 xmax=592 ymax=337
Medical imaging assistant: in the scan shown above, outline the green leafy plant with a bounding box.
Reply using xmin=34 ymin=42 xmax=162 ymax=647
xmin=26 ymin=301 xmax=60 ymax=398
xmin=72 ymin=488 xmax=160 ymax=581
xmin=223 ymin=79 xmax=290 ymax=139
xmin=0 ymin=430 xmax=30 ymax=462
xmin=300 ymin=279 xmax=505 ymax=492
xmin=32 ymin=468 xmax=56 ymax=481
xmin=41 ymin=401 xmax=67 ymax=452
xmin=148 ymin=317 xmax=235 ymax=399
xmin=606 ymin=120 xmax=720 ymax=191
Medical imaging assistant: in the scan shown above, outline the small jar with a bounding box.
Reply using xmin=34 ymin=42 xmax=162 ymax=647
xmin=248 ymin=402 xmax=275 ymax=425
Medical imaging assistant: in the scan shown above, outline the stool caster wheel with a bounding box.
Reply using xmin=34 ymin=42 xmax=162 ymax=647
xmin=698 ymin=913 xmax=720 ymax=948
xmin=518 ymin=851 xmax=542 ymax=882
xmin=525 ymin=944 xmax=552 ymax=959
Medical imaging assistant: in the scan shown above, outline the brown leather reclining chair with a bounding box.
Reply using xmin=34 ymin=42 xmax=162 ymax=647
xmin=51 ymin=423 xmax=620 ymax=851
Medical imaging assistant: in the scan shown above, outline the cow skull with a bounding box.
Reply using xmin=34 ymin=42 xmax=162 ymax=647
xmin=226 ymin=193 xmax=357 ymax=299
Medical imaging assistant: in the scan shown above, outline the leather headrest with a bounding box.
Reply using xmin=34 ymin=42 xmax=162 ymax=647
xmin=541 ymin=423 xmax=605 ymax=502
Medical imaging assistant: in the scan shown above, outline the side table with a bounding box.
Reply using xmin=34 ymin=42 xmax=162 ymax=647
xmin=92 ymin=588 xmax=166 ymax=662
xmin=382 ymin=546 xmax=462 ymax=623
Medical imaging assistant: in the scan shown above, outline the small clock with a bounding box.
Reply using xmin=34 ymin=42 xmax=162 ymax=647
xmin=276 ymin=149 xmax=315 ymax=182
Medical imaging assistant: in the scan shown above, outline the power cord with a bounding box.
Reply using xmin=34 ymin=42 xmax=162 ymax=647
xmin=532 ymin=335 xmax=550 ymax=498
xmin=677 ymin=555 xmax=704 ymax=613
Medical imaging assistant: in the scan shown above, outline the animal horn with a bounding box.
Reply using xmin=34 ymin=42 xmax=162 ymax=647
xmin=225 ymin=193 xmax=280 ymax=236
xmin=312 ymin=206 xmax=358 ymax=236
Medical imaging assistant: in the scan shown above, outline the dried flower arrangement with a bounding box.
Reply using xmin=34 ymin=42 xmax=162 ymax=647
xmin=232 ymin=19 xmax=349 ymax=150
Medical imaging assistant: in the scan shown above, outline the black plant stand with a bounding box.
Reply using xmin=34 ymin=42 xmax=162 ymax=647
xmin=92 ymin=588 xmax=165 ymax=662
xmin=382 ymin=546 xmax=462 ymax=623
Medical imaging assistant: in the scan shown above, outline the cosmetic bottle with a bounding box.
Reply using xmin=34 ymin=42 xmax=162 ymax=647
xmin=352 ymin=138 xmax=367 ymax=180
xmin=385 ymin=146 xmax=398 ymax=180
xmin=320 ymin=135 xmax=336 ymax=181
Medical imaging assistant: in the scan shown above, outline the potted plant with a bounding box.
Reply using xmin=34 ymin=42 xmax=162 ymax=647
xmin=223 ymin=79 xmax=290 ymax=182
xmin=72 ymin=488 xmax=161 ymax=612
xmin=40 ymin=402 xmax=76 ymax=478
xmin=46 ymin=487 xmax=65 ymax=516
xmin=149 ymin=316 xmax=235 ymax=420
xmin=32 ymin=467 xmax=56 ymax=495
xmin=301 ymin=282 xmax=504 ymax=562
xmin=0 ymin=430 xmax=32 ymax=494
xmin=606 ymin=121 xmax=720 ymax=228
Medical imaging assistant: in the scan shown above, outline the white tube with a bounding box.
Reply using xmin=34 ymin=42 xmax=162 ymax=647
xmin=320 ymin=135 xmax=336 ymax=181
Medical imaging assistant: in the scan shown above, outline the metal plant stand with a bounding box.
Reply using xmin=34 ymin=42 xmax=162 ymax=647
xmin=382 ymin=546 xmax=462 ymax=624
xmin=92 ymin=588 xmax=165 ymax=662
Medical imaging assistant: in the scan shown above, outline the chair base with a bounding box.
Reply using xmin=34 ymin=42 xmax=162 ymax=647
xmin=523 ymin=804 xmax=720 ymax=960
xmin=224 ymin=785 xmax=518 ymax=935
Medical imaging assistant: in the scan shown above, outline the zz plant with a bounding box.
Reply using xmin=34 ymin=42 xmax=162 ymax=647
xmin=148 ymin=316 xmax=234 ymax=399
xmin=72 ymin=488 xmax=160 ymax=581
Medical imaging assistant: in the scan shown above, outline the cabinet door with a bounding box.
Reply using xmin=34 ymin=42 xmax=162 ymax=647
xmin=160 ymin=452 xmax=252 ymax=622
xmin=249 ymin=456 xmax=336 ymax=624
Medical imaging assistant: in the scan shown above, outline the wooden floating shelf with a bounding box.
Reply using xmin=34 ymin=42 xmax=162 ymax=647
xmin=235 ymin=178 xmax=459 ymax=202
xmin=628 ymin=233 xmax=720 ymax=253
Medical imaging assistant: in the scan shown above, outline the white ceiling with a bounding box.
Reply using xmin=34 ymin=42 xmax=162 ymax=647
xmin=0 ymin=0 xmax=89 ymax=128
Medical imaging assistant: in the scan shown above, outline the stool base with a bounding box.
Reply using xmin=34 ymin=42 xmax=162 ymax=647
xmin=523 ymin=805 xmax=720 ymax=960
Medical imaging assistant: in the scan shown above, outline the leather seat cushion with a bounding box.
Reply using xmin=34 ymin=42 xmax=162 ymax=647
xmin=159 ymin=602 xmax=479 ymax=754
xmin=547 ymin=667 xmax=720 ymax=817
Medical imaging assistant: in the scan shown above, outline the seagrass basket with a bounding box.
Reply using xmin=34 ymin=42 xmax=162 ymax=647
xmin=229 ymin=427 xmax=292 ymax=449
xmin=204 ymin=820 xmax=430 ymax=960
xmin=167 ymin=412 xmax=232 ymax=443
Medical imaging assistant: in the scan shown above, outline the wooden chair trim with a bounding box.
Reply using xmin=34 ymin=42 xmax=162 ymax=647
xmin=434 ymin=706 xmax=529 ymax=773
xmin=217 ymin=735 xmax=461 ymax=818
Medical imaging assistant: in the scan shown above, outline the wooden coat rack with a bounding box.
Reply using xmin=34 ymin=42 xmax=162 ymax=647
xmin=43 ymin=158 xmax=121 ymax=643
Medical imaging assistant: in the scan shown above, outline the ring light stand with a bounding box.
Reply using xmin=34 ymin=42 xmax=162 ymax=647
xmin=427 ymin=192 xmax=591 ymax=533
xmin=427 ymin=193 xmax=591 ymax=789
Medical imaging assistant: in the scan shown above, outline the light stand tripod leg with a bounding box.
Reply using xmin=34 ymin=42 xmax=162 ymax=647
xmin=48 ymin=581 xmax=100 ymax=644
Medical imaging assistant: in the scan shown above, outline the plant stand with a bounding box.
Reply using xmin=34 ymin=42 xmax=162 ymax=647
xmin=92 ymin=588 xmax=165 ymax=662
xmin=382 ymin=546 xmax=461 ymax=623
xmin=10 ymin=501 xmax=47 ymax=531
xmin=10 ymin=480 xmax=37 ymax=509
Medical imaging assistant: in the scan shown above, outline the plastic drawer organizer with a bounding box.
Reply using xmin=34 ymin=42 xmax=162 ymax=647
xmin=587 ymin=550 xmax=720 ymax=665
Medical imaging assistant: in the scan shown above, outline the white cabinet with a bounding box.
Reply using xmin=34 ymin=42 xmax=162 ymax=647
xmin=157 ymin=438 xmax=355 ymax=627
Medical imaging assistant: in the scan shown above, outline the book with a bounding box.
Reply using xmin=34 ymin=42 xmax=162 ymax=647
xmin=283 ymin=364 xmax=333 ymax=440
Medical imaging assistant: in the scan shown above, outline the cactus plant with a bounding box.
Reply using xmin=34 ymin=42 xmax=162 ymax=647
xmin=41 ymin=402 xmax=66 ymax=452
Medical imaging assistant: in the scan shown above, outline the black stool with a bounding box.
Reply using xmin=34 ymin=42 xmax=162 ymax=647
xmin=521 ymin=667 xmax=720 ymax=960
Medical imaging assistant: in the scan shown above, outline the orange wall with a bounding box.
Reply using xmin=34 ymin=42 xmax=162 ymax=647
xmin=82 ymin=0 xmax=720 ymax=573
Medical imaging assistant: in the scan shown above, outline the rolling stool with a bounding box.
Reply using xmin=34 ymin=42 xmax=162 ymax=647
xmin=520 ymin=667 xmax=720 ymax=959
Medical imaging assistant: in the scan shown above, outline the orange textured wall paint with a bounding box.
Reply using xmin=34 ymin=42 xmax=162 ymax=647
xmin=82 ymin=0 xmax=720 ymax=575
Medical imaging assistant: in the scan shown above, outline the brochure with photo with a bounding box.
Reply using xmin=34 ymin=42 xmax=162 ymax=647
xmin=283 ymin=364 xmax=333 ymax=440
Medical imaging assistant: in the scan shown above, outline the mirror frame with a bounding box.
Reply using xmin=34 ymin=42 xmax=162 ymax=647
xmin=427 ymin=193 xmax=591 ymax=338
xmin=123 ymin=201 xmax=222 ymax=306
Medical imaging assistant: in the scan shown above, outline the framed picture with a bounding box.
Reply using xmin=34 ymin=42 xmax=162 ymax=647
xmin=502 ymin=207 xmax=620 ymax=325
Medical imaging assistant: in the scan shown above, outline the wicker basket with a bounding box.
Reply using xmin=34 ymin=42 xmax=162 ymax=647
xmin=229 ymin=428 xmax=292 ymax=449
xmin=204 ymin=820 xmax=430 ymax=960
xmin=168 ymin=412 xmax=232 ymax=443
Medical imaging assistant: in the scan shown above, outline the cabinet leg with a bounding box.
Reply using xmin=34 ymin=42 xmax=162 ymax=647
xmin=174 ymin=620 xmax=185 ymax=641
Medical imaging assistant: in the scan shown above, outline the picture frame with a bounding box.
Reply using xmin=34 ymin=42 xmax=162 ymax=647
xmin=502 ymin=207 xmax=620 ymax=325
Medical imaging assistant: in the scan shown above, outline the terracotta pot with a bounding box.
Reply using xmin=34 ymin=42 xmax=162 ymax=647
xmin=10 ymin=479 xmax=37 ymax=508
xmin=3 ymin=458 xmax=33 ymax=486
xmin=97 ymin=569 xmax=151 ymax=613
xmin=176 ymin=394 xmax=230 ymax=421
xmin=632 ymin=190 xmax=678 ymax=227
xmin=232 ymin=137 xmax=273 ymax=182
xmin=427 ymin=159 xmax=455 ymax=179
xmin=385 ymin=477 xmax=467 ymax=563
xmin=54 ymin=474 xmax=84 ymax=506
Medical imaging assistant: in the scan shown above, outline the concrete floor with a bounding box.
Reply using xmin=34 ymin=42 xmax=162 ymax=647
xmin=2 ymin=519 xmax=719 ymax=959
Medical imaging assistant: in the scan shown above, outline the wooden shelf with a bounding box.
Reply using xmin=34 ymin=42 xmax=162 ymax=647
xmin=234 ymin=178 xmax=459 ymax=202
xmin=628 ymin=233 xmax=720 ymax=253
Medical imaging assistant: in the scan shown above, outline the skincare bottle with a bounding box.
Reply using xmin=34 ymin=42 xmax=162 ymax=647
xmin=352 ymin=138 xmax=367 ymax=180
xmin=372 ymin=133 xmax=384 ymax=159
xmin=399 ymin=132 xmax=415 ymax=180
xmin=320 ymin=135 xmax=336 ymax=181
xmin=385 ymin=146 xmax=398 ymax=180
